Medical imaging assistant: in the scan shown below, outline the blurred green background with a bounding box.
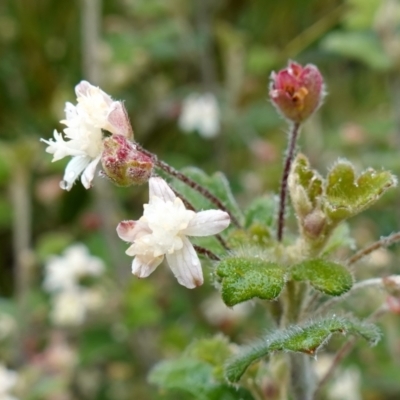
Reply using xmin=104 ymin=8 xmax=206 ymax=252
xmin=1 ymin=0 xmax=400 ymax=398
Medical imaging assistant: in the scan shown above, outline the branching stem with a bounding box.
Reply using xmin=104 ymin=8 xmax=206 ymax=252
xmin=347 ymin=231 xmax=400 ymax=266
xmin=277 ymin=122 xmax=301 ymax=241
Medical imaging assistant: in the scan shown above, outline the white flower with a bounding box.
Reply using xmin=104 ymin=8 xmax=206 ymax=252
xmin=178 ymin=93 xmax=220 ymax=138
xmin=117 ymin=177 xmax=230 ymax=288
xmin=41 ymin=81 xmax=132 ymax=191
xmin=43 ymin=243 xmax=105 ymax=293
xmin=0 ymin=364 xmax=18 ymax=400
xmin=50 ymin=287 xmax=105 ymax=327
xmin=50 ymin=289 xmax=86 ymax=327
xmin=328 ymin=367 xmax=361 ymax=400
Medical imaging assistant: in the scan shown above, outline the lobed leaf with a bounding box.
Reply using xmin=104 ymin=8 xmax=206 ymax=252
xmin=325 ymin=162 xmax=397 ymax=221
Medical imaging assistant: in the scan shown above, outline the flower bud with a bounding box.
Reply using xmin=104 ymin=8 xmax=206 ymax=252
xmin=269 ymin=61 xmax=325 ymax=123
xmin=101 ymin=134 xmax=153 ymax=187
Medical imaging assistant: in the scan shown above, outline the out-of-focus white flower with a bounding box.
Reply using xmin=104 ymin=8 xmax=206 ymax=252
xmin=41 ymin=81 xmax=132 ymax=190
xmin=50 ymin=289 xmax=86 ymax=327
xmin=328 ymin=366 xmax=362 ymax=400
xmin=0 ymin=364 xmax=18 ymax=400
xmin=0 ymin=314 xmax=16 ymax=340
xmin=117 ymin=177 xmax=230 ymax=288
xmin=43 ymin=243 xmax=105 ymax=293
xmin=178 ymin=93 xmax=220 ymax=138
xmin=50 ymin=287 xmax=105 ymax=327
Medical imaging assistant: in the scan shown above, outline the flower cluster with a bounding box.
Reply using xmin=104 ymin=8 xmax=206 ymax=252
xmin=43 ymin=82 xmax=231 ymax=289
xmin=43 ymin=244 xmax=105 ymax=326
xmin=41 ymin=81 xmax=149 ymax=190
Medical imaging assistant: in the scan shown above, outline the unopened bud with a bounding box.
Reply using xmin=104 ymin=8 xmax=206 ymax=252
xmin=303 ymin=209 xmax=326 ymax=239
xmin=269 ymin=61 xmax=325 ymax=123
xmin=101 ymin=134 xmax=153 ymax=187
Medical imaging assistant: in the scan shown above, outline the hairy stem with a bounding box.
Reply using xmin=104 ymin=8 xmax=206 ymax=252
xmin=193 ymin=245 xmax=220 ymax=261
xmin=136 ymin=144 xmax=241 ymax=227
xmin=277 ymin=122 xmax=301 ymax=242
xmin=347 ymin=231 xmax=400 ymax=266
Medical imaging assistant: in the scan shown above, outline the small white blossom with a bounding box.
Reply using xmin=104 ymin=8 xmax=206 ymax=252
xmin=41 ymin=81 xmax=132 ymax=190
xmin=50 ymin=287 xmax=106 ymax=327
xmin=50 ymin=288 xmax=86 ymax=327
xmin=43 ymin=243 xmax=105 ymax=293
xmin=117 ymin=177 xmax=230 ymax=288
xmin=0 ymin=364 xmax=18 ymax=400
xmin=178 ymin=93 xmax=220 ymax=138
xmin=329 ymin=367 xmax=362 ymax=400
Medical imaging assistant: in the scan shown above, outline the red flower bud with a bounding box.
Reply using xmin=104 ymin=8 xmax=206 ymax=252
xmin=101 ymin=134 xmax=153 ymax=187
xmin=269 ymin=61 xmax=325 ymax=123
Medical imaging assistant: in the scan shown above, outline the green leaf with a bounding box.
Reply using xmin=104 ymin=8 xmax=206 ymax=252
xmin=170 ymin=167 xmax=243 ymax=226
xmin=244 ymin=196 xmax=277 ymax=229
xmin=225 ymin=316 xmax=381 ymax=382
xmin=325 ymin=161 xmax=397 ymax=221
xmin=149 ymin=358 xmax=214 ymax=400
xmin=150 ymin=357 xmax=254 ymax=400
xmin=289 ymin=154 xmax=324 ymax=219
xmin=290 ymin=259 xmax=353 ymax=296
xmin=216 ymin=256 xmax=285 ymax=306
xmin=185 ymin=336 xmax=232 ymax=380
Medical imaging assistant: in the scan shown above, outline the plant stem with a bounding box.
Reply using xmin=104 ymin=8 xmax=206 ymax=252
xmin=347 ymin=231 xmax=400 ymax=266
xmin=136 ymin=144 xmax=241 ymax=227
xmin=289 ymin=353 xmax=315 ymax=400
xmin=315 ymin=277 xmax=392 ymax=316
xmin=193 ymin=245 xmax=220 ymax=261
xmin=313 ymin=304 xmax=389 ymax=398
xmin=11 ymin=166 xmax=33 ymax=365
xmin=277 ymin=122 xmax=301 ymax=242
xmin=283 ymin=281 xmax=315 ymax=400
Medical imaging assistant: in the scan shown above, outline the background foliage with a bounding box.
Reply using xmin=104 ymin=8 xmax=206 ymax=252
xmin=1 ymin=0 xmax=400 ymax=398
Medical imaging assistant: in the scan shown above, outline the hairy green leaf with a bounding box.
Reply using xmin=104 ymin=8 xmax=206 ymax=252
xmin=225 ymin=316 xmax=380 ymax=382
xmin=216 ymin=257 xmax=285 ymax=306
xmin=325 ymin=162 xmax=397 ymax=221
xmin=291 ymin=259 xmax=353 ymax=296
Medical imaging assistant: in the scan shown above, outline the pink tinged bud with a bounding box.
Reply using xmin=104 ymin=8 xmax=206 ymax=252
xmin=269 ymin=61 xmax=325 ymax=123
xmin=107 ymin=102 xmax=134 ymax=139
xmin=101 ymin=134 xmax=153 ymax=187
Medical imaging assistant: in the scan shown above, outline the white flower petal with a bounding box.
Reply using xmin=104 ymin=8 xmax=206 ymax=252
xmin=60 ymin=155 xmax=91 ymax=191
xmin=106 ymin=102 xmax=133 ymax=138
xmin=182 ymin=210 xmax=230 ymax=236
xmin=81 ymin=154 xmax=101 ymax=189
xmin=149 ymin=177 xmax=176 ymax=203
xmin=117 ymin=220 xmax=151 ymax=242
xmin=132 ymin=255 xmax=163 ymax=278
xmin=166 ymin=238 xmax=203 ymax=289
xmin=116 ymin=220 xmax=136 ymax=242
